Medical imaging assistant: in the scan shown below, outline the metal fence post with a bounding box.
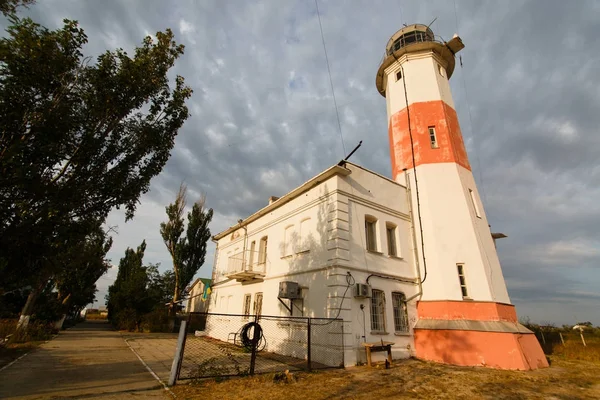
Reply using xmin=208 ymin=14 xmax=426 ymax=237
xmin=168 ymin=319 xmax=188 ymax=386
xmin=249 ymin=314 xmax=258 ymax=375
xmin=307 ymin=318 xmax=312 ymax=372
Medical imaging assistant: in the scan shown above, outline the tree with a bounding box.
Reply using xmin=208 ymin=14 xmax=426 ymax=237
xmin=160 ymin=184 xmax=213 ymax=316
xmin=0 ymin=0 xmax=34 ymax=16
xmin=106 ymin=241 xmax=152 ymax=331
xmin=0 ymin=16 xmax=192 ymax=327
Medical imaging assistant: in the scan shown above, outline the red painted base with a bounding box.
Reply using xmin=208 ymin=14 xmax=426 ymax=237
xmin=414 ymin=301 xmax=549 ymax=370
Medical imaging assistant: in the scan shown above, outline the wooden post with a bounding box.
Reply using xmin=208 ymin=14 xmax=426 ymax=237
xmin=559 ymin=332 xmax=565 ymax=345
xmin=580 ymin=330 xmax=587 ymax=347
xmin=541 ymin=331 xmax=546 ymax=344
xmin=365 ymin=346 xmax=372 ymax=367
xmin=386 ymin=345 xmax=393 ymax=365
xmin=168 ymin=319 xmax=187 ymax=386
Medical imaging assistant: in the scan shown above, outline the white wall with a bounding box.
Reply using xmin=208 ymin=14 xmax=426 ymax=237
xmin=398 ymin=164 xmax=511 ymax=304
xmin=208 ymin=163 xmax=422 ymax=366
xmin=384 ymin=51 xmax=456 ymax=117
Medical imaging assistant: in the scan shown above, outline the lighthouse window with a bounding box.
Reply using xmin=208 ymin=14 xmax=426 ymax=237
xmin=457 ymin=264 xmax=469 ymax=298
xmin=428 ymin=126 xmax=438 ymax=148
xmin=469 ymin=189 xmax=481 ymax=218
xmin=396 ymin=70 xmax=402 ymax=81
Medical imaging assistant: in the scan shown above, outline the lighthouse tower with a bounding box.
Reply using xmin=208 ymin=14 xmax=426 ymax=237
xmin=376 ymin=24 xmax=547 ymax=370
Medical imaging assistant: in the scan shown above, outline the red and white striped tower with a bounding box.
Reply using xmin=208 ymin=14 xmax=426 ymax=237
xmin=376 ymin=24 xmax=547 ymax=370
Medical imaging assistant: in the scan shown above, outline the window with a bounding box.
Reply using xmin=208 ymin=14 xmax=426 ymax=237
xmin=469 ymin=189 xmax=481 ymax=218
xmin=283 ymin=225 xmax=294 ymax=257
xmin=248 ymin=240 xmax=256 ymax=270
xmin=258 ymin=236 xmax=268 ymax=265
xmin=396 ymin=70 xmax=402 ymax=81
xmin=428 ymin=126 xmax=438 ymax=148
xmin=243 ymin=294 xmax=252 ymax=318
xmin=392 ymin=292 xmax=409 ymax=333
xmin=457 ymin=264 xmax=469 ymax=298
xmin=386 ymin=223 xmax=398 ymax=257
xmin=254 ymin=292 xmax=263 ymax=316
xmin=365 ymin=216 xmax=378 ymax=252
xmin=370 ymin=289 xmax=386 ymax=332
xmin=299 ymin=218 xmax=311 ymax=252
xmin=438 ymin=64 xmax=445 ymax=77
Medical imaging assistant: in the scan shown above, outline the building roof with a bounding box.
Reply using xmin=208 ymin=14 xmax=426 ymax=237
xmin=189 ymin=277 xmax=212 ymax=291
xmin=213 ymin=161 xmax=402 ymax=241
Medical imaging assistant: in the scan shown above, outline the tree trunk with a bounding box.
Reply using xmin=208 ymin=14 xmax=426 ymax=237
xmin=171 ymin=265 xmax=180 ymax=317
xmin=17 ymin=286 xmax=41 ymax=330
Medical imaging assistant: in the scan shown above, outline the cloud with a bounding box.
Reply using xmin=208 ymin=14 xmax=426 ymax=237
xmin=4 ymin=0 xmax=600 ymax=325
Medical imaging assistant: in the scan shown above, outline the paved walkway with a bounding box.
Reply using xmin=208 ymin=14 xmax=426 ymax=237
xmin=0 ymin=321 xmax=170 ymax=399
xmin=123 ymin=333 xmax=178 ymax=383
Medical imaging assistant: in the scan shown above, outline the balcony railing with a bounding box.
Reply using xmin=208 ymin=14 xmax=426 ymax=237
xmin=225 ymin=250 xmax=266 ymax=282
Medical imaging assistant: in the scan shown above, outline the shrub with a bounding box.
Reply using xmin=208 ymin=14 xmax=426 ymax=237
xmin=141 ymin=308 xmax=171 ymax=332
xmin=9 ymin=321 xmax=55 ymax=343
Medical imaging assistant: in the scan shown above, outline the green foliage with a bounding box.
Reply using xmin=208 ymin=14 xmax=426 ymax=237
xmin=160 ymin=185 xmax=213 ymax=313
xmin=107 ymin=245 xmax=177 ymax=331
xmin=0 ymin=0 xmax=34 ymax=16
xmin=0 ymin=15 xmax=191 ymax=319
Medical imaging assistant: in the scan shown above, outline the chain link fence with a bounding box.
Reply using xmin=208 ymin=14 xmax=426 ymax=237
xmin=175 ymin=312 xmax=344 ymax=381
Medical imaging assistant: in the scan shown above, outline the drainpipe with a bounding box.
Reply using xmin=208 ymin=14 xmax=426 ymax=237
xmin=404 ymin=170 xmax=423 ymax=303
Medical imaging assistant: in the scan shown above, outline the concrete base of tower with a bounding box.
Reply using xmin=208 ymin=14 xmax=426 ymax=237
xmin=413 ymin=300 xmax=549 ymax=370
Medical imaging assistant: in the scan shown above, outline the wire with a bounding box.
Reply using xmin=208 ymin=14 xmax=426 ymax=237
xmin=315 ymin=0 xmax=346 ymax=157
xmin=399 ymin=64 xmax=428 ymax=284
xmin=312 ymin=272 xmax=355 ymax=326
xmin=453 ymin=0 xmax=488 ymax=207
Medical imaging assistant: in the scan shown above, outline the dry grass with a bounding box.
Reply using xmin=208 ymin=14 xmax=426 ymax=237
xmin=173 ymin=355 xmax=600 ymax=400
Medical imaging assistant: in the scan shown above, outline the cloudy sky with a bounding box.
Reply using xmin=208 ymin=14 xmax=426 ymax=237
xmin=8 ymin=0 xmax=600 ymax=324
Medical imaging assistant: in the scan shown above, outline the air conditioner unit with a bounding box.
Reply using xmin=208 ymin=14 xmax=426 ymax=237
xmin=278 ymin=281 xmax=302 ymax=299
xmin=354 ymin=283 xmax=372 ymax=299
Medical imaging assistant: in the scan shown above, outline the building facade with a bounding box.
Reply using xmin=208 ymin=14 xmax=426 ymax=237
xmin=207 ymin=24 xmax=547 ymax=370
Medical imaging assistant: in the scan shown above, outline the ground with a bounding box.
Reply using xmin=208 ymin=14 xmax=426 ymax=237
xmin=0 ymin=320 xmax=169 ymax=399
xmin=170 ymin=357 xmax=600 ymax=400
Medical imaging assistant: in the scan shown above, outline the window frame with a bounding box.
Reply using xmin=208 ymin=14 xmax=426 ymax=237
xmin=298 ymin=218 xmax=311 ymax=253
xmin=457 ymin=264 xmax=470 ymax=299
xmin=258 ymin=236 xmax=268 ymax=265
xmin=283 ymin=225 xmax=294 ymax=257
xmin=248 ymin=240 xmax=256 ymax=270
xmin=242 ymin=294 xmax=252 ymax=319
xmin=370 ymin=289 xmax=387 ymax=333
xmin=254 ymin=292 xmax=263 ymax=317
xmin=392 ymin=292 xmax=409 ymax=333
xmin=365 ymin=215 xmax=378 ymax=253
xmin=428 ymin=126 xmax=438 ymax=149
xmin=469 ymin=189 xmax=481 ymax=218
xmin=386 ymin=222 xmax=398 ymax=257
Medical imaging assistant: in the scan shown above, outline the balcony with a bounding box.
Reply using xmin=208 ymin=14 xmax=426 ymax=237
xmin=225 ymin=250 xmax=266 ymax=283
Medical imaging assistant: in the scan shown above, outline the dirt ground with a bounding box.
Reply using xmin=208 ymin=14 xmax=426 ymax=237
xmin=172 ymin=356 xmax=600 ymax=400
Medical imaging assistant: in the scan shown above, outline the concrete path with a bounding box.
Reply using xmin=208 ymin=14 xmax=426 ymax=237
xmin=123 ymin=333 xmax=178 ymax=384
xmin=0 ymin=321 xmax=170 ymax=399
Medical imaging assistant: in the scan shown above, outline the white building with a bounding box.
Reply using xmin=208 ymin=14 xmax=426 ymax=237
xmin=185 ymin=278 xmax=211 ymax=313
xmin=207 ymin=24 xmax=547 ymax=370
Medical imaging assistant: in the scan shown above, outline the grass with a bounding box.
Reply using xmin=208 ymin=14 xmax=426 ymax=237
xmin=172 ymin=343 xmax=600 ymax=400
